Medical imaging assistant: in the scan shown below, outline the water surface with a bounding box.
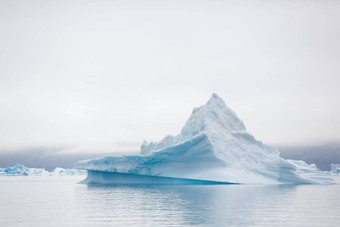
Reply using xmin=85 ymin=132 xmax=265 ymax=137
xmin=1 ymin=176 xmax=340 ymax=226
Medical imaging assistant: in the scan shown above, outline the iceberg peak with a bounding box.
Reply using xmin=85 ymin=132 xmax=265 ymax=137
xmin=207 ymin=93 xmax=225 ymax=104
xmin=180 ymin=93 xmax=246 ymax=140
xmin=140 ymin=94 xmax=246 ymax=155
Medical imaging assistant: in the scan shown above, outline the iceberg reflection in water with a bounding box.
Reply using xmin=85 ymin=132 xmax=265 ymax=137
xmin=82 ymin=179 xmax=340 ymax=226
xmin=1 ymin=176 xmax=340 ymax=226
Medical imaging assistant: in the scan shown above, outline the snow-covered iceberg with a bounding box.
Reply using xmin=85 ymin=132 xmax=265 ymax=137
xmin=0 ymin=164 xmax=87 ymax=176
xmin=74 ymin=94 xmax=334 ymax=184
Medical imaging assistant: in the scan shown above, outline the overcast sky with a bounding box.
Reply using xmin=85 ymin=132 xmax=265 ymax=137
xmin=1 ymin=0 xmax=339 ymax=162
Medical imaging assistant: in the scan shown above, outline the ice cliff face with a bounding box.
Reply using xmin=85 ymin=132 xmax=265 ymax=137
xmin=74 ymin=94 xmax=334 ymax=184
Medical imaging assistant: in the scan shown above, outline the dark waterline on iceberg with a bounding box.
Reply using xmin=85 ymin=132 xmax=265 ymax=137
xmin=81 ymin=170 xmax=238 ymax=185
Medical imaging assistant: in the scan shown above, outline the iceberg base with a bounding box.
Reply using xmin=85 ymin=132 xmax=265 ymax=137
xmin=81 ymin=170 xmax=237 ymax=185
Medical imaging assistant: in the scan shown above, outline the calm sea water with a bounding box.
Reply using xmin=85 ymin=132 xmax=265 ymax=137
xmin=1 ymin=176 xmax=340 ymax=226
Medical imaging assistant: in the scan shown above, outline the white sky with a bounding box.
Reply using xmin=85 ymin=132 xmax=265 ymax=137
xmin=0 ymin=0 xmax=339 ymax=154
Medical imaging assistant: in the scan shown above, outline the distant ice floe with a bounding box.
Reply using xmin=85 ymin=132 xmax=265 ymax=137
xmin=74 ymin=94 xmax=334 ymax=185
xmin=0 ymin=164 xmax=86 ymax=176
xmin=331 ymin=164 xmax=340 ymax=174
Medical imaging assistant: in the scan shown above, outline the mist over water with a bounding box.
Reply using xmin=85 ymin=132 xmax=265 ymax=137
xmin=1 ymin=143 xmax=339 ymax=171
xmin=1 ymin=176 xmax=339 ymax=226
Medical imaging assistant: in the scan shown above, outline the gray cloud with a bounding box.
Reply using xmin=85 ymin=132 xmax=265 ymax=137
xmin=0 ymin=146 xmax=138 ymax=171
xmin=278 ymin=143 xmax=340 ymax=171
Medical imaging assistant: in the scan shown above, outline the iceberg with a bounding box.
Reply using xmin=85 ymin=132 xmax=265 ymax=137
xmin=331 ymin=164 xmax=340 ymax=174
xmin=0 ymin=164 xmax=49 ymax=176
xmin=74 ymin=94 xmax=334 ymax=184
xmin=50 ymin=167 xmax=87 ymax=176
xmin=0 ymin=165 xmax=87 ymax=176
